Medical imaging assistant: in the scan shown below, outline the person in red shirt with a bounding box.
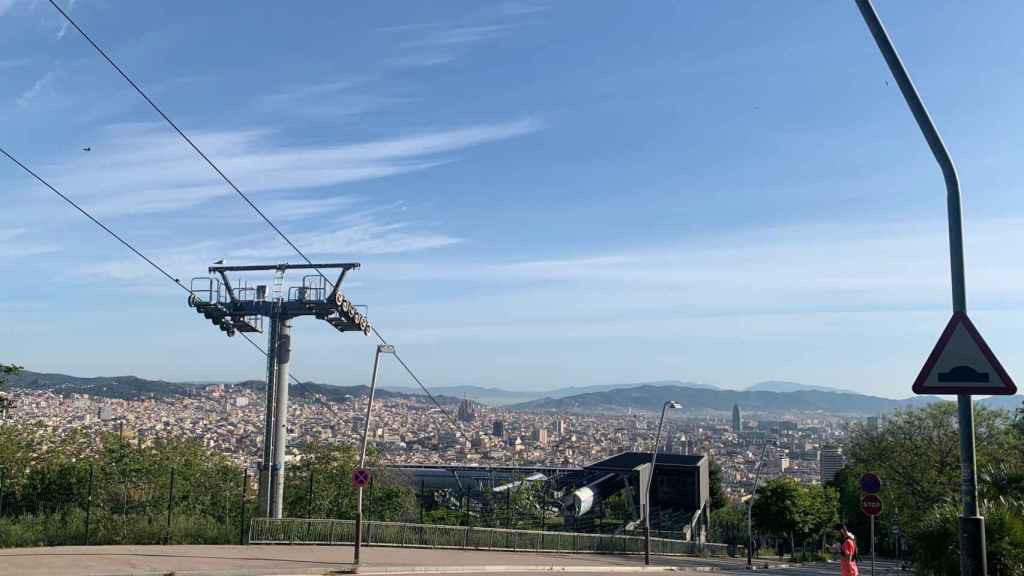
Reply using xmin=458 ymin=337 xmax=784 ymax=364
xmin=834 ymin=523 xmax=859 ymax=576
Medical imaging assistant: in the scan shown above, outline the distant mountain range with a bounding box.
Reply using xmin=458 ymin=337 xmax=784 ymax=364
xmin=745 ymin=380 xmax=857 ymax=394
xmin=5 ymin=370 xmax=458 ymax=404
xmin=6 ymin=369 xmax=1019 ymax=417
xmin=382 ymin=380 xmax=720 ymax=406
xmin=382 ymin=380 xmax=860 ymax=407
xmin=978 ymin=395 xmax=1024 ymax=412
xmin=507 ymin=384 xmax=952 ymax=416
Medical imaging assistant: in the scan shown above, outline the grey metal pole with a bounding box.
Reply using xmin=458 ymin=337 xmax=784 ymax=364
xmin=871 ymin=515 xmax=875 ymax=576
xmin=747 ymin=442 xmax=769 ymax=569
xmin=122 ymin=470 xmax=128 ymax=541
xmin=270 ymin=318 xmax=292 ymax=519
xmin=257 ymin=316 xmax=279 ymax=517
xmin=307 ymin=468 xmax=315 ymax=520
xmin=240 ymin=468 xmax=248 ymax=545
xmin=355 ymin=344 xmax=389 ymax=567
xmin=166 ymin=467 xmax=176 ymax=544
xmin=645 ymin=401 xmax=673 ymax=566
xmin=853 ymin=2 xmax=984 ymax=574
xmin=84 ymin=464 xmax=94 ymax=545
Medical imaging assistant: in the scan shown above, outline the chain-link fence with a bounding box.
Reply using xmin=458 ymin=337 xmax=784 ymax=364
xmin=249 ymin=518 xmax=732 ymax=557
xmin=0 ymin=437 xmax=722 ymax=553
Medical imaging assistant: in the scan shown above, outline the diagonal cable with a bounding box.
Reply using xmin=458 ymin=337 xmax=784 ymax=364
xmin=49 ymin=0 xmax=468 ymax=445
xmin=1 ymin=146 xmax=341 ymax=439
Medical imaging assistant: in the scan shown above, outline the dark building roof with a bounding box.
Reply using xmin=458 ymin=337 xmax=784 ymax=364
xmin=587 ymin=451 xmax=705 ymax=472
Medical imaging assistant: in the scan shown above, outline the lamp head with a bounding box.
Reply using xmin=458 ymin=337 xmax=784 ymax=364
xmin=667 ymin=400 xmax=681 ymax=409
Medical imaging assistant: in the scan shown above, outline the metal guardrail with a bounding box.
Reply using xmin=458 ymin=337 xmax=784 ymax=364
xmin=249 ymin=518 xmax=731 ymax=557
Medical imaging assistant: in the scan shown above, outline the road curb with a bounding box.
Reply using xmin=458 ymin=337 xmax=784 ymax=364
xmin=350 ymin=565 xmax=692 ymax=574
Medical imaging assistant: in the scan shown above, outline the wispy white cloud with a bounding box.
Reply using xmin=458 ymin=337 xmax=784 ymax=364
xmin=293 ymin=219 xmax=460 ymax=256
xmin=40 ymin=117 xmax=540 ymax=217
xmin=408 ymin=24 xmax=510 ymax=48
xmin=256 ymin=78 xmax=413 ymax=118
xmin=69 ymin=203 xmax=461 ymax=287
xmin=0 ymin=58 xmax=29 ymax=69
xmin=17 ymin=71 xmax=55 ymax=108
xmin=383 ymin=4 xmax=541 ymax=68
xmin=482 ymin=219 xmax=956 ymax=313
xmin=55 ymin=0 xmax=79 ymax=39
xmin=371 ymin=217 xmax=1024 ymax=325
xmin=389 ymin=54 xmax=455 ymax=69
xmin=0 ymin=228 xmax=61 ymax=258
xmin=0 ymin=0 xmax=18 ymax=17
xmin=260 ymin=79 xmax=364 ymax=103
xmin=497 ymin=2 xmax=547 ymax=17
xmin=257 ymin=195 xmax=358 ymax=222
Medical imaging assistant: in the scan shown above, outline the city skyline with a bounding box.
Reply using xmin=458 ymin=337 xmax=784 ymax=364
xmin=3 ymin=2 xmax=1024 ymax=398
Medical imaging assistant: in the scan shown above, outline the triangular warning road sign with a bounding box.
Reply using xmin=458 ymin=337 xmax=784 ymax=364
xmin=913 ymin=312 xmax=1017 ymax=395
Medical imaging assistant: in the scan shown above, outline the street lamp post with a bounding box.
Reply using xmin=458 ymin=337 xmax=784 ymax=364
xmin=645 ymin=400 xmax=681 ymax=566
xmin=854 ymin=2 xmax=986 ymax=573
xmin=747 ymin=442 xmax=770 ymax=570
xmin=354 ymin=343 xmax=395 ymax=567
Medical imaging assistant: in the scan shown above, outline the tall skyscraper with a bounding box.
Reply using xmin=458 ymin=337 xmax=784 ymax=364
xmin=530 ymin=428 xmax=548 ymax=445
xmin=731 ymin=404 xmax=742 ymax=433
xmin=866 ymin=416 xmax=879 ymax=434
xmin=98 ymin=405 xmax=114 ymax=421
xmin=819 ymin=445 xmax=845 ymax=484
xmin=554 ymin=419 xmax=567 ymax=435
xmin=492 ymin=419 xmax=505 ymax=438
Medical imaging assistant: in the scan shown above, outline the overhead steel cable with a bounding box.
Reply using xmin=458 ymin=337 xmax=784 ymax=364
xmin=45 ymin=0 xmax=317 ymax=278
xmin=372 ymin=326 xmax=470 ymax=444
xmin=49 ymin=0 xmax=469 ymax=444
xmin=0 ymin=145 xmax=341 ymax=428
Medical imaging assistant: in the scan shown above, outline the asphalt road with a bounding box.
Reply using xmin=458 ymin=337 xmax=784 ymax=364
xmin=0 ymin=544 xmax=909 ymax=576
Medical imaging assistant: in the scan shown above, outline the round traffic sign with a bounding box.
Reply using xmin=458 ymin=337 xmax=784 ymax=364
xmin=861 ymin=494 xmax=883 ymax=516
xmin=352 ymin=468 xmax=372 ymax=488
xmin=860 ymin=472 xmax=882 ymax=494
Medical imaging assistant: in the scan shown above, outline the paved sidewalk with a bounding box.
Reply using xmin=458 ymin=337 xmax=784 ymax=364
xmin=0 ymin=545 xmax=753 ymax=576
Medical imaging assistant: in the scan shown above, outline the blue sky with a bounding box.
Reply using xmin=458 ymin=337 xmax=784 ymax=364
xmin=2 ymin=1 xmax=1023 ymax=399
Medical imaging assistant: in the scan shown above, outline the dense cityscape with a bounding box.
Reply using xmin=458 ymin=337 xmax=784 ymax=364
xmin=6 ymin=380 xmax=859 ymax=501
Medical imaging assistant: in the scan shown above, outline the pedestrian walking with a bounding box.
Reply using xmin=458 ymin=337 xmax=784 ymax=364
xmin=834 ymin=523 xmax=859 ymax=576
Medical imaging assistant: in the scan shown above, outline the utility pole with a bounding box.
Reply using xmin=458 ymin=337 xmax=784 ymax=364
xmin=747 ymin=442 xmax=769 ymax=569
xmin=645 ymin=400 xmax=680 ymax=566
xmin=854 ymin=2 xmax=986 ymax=573
xmin=188 ymin=262 xmax=369 ymax=520
xmin=354 ymin=344 xmax=394 ymax=567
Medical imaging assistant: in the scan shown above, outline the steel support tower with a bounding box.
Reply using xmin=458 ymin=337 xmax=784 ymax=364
xmin=187 ymin=262 xmax=371 ymax=518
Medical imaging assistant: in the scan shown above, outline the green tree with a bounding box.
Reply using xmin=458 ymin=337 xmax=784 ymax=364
xmin=751 ymin=477 xmax=802 ymax=556
xmin=845 ymin=403 xmax=1024 ymax=570
xmin=283 ymin=441 xmax=416 ymax=522
xmin=795 ymin=483 xmax=838 ymax=549
xmin=831 ymin=466 xmax=873 ymax=548
xmin=913 ymin=499 xmax=1024 ymax=576
xmin=708 ymin=456 xmax=728 ymax=512
xmin=845 ymin=403 xmax=1016 ymax=529
xmin=0 ymin=364 xmax=21 ymax=418
xmin=710 ymin=502 xmax=747 ymax=552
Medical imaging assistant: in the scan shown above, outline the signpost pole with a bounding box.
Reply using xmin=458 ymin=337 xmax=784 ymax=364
xmin=355 ymin=344 xmax=392 ymax=568
xmin=870 ymin=515 xmax=875 ymax=576
xmin=747 ymin=442 xmax=769 ymax=569
xmin=854 ymin=2 xmax=985 ymax=573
